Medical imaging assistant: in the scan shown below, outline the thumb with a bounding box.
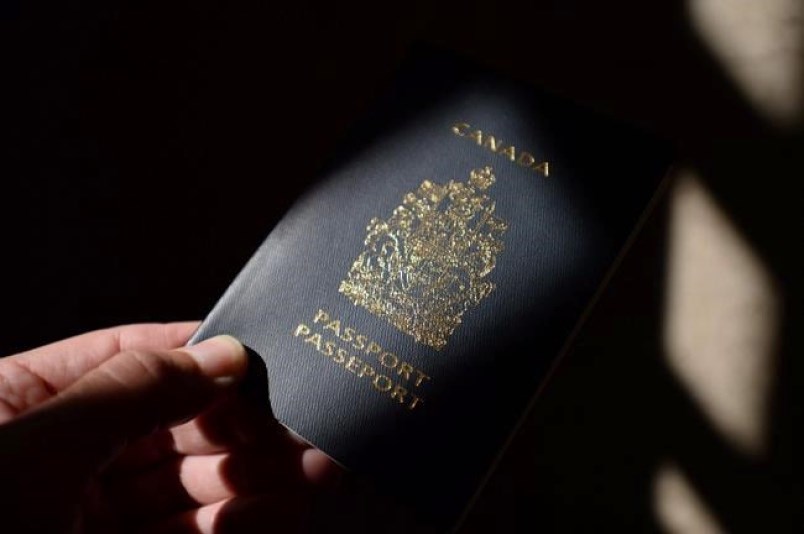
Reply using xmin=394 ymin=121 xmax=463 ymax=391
xmin=3 ymin=335 xmax=248 ymax=473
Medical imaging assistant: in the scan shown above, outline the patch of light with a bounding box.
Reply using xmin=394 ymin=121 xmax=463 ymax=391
xmin=687 ymin=0 xmax=803 ymax=128
xmin=654 ymin=460 xmax=724 ymax=534
xmin=663 ymin=171 xmax=779 ymax=457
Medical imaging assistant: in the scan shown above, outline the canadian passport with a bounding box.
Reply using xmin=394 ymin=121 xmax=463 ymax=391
xmin=189 ymin=51 xmax=671 ymax=530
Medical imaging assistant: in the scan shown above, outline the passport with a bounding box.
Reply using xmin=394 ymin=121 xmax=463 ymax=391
xmin=189 ymin=50 xmax=672 ymax=531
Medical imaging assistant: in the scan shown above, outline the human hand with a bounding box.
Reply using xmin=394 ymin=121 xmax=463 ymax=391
xmin=0 ymin=323 xmax=337 ymax=533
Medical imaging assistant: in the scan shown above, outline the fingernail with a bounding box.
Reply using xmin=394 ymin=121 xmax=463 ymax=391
xmin=182 ymin=335 xmax=248 ymax=385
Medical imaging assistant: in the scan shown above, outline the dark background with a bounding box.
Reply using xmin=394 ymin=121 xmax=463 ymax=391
xmin=3 ymin=1 xmax=800 ymax=532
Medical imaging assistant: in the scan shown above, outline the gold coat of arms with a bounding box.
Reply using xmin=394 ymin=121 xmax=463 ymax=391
xmin=339 ymin=167 xmax=508 ymax=350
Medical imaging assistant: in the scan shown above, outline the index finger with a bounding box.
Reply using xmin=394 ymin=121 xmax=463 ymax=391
xmin=5 ymin=322 xmax=200 ymax=392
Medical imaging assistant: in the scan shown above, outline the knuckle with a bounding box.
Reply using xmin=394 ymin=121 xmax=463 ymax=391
xmin=0 ymin=360 xmax=56 ymax=421
xmin=118 ymin=349 xmax=197 ymax=384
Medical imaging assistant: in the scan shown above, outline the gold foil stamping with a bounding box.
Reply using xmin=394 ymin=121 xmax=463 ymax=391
xmin=339 ymin=167 xmax=508 ymax=350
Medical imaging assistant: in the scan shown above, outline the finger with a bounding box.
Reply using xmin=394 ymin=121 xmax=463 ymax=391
xmin=106 ymin=446 xmax=340 ymax=522
xmin=106 ymin=449 xmax=300 ymax=520
xmin=146 ymin=493 xmax=309 ymax=534
xmin=108 ymin=392 xmax=283 ymax=474
xmin=285 ymin=430 xmax=342 ymax=488
xmin=301 ymin=448 xmax=342 ymax=489
xmin=0 ymin=322 xmax=200 ymax=419
xmin=1 ymin=335 xmax=248 ymax=479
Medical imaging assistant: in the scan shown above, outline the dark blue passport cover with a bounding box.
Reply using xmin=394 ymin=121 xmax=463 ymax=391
xmin=189 ymin=51 xmax=672 ymax=530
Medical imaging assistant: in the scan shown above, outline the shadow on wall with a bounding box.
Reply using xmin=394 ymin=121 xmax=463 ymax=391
xmin=446 ymin=1 xmax=801 ymax=533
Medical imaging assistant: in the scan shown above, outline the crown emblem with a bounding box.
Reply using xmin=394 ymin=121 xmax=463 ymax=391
xmin=339 ymin=167 xmax=508 ymax=350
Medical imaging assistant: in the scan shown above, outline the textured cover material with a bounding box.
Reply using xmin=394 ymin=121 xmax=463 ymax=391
xmin=190 ymin=52 xmax=671 ymax=529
